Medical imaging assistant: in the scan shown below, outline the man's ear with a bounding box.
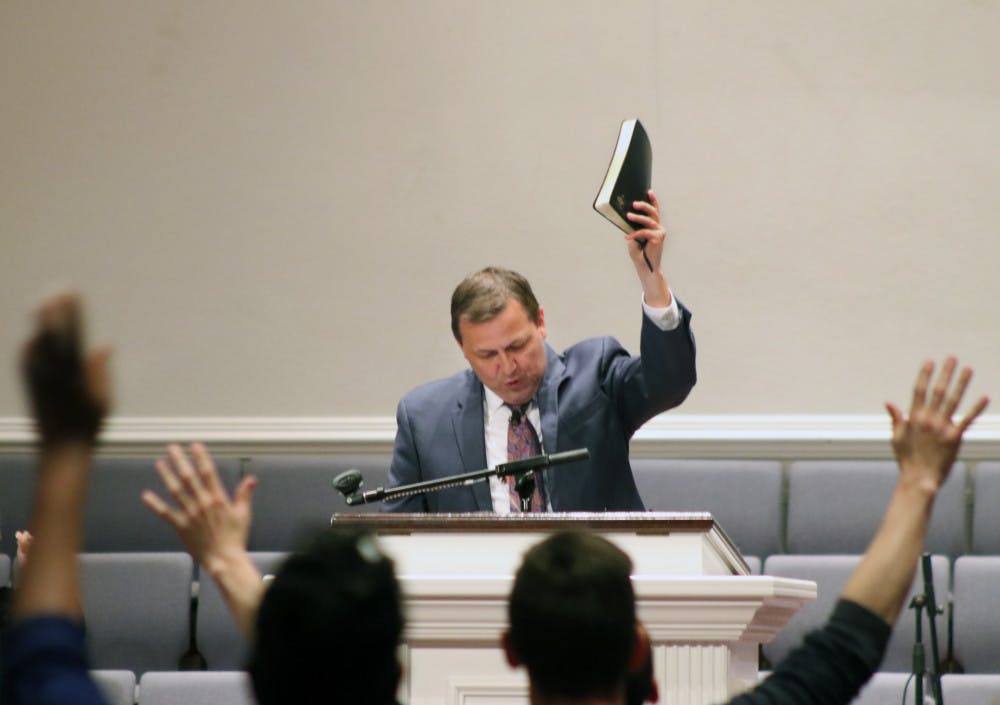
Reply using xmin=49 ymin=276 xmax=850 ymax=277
xmin=628 ymin=624 xmax=649 ymax=670
xmin=629 ymin=624 xmax=659 ymax=703
xmin=501 ymin=630 xmax=522 ymax=668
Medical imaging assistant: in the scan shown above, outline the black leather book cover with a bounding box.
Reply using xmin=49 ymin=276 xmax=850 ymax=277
xmin=593 ymin=119 xmax=652 ymax=233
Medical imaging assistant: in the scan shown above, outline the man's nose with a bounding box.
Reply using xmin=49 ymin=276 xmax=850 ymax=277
xmin=498 ymin=351 xmax=517 ymax=374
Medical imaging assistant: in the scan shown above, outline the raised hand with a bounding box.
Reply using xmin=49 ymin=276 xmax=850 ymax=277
xmin=885 ymin=357 xmax=989 ymax=490
xmin=625 ymin=190 xmax=667 ymax=273
xmin=840 ymin=357 xmax=988 ymax=624
xmin=142 ymin=443 xmax=257 ymax=571
xmin=142 ymin=442 xmax=264 ymax=636
xmin=625 ymin=190 xmax=672 ymax=308
xmin=15 ymin=530 xmax=33 ymax=570
xmin=21 ymin=293 xmax=111 ymax=449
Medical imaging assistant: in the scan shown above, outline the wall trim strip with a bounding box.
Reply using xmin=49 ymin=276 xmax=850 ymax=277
xmin=3 ymin=415 xmax=1000 ymax=459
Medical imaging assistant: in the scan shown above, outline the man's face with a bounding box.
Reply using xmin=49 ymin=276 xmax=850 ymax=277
xmin=458 ymin=298 xmax=547 ymax=407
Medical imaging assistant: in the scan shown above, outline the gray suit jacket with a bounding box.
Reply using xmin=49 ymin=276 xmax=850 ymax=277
xmin=383 ymin=304 xmax=696 ymax=512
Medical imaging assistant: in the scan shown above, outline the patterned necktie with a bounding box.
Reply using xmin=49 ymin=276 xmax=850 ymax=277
xmin=506 ymin=402 xmax=545 ymax=512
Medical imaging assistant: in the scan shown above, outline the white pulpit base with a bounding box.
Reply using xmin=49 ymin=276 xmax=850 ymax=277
xmin=330 ymin=513 xmax=816 ymax=705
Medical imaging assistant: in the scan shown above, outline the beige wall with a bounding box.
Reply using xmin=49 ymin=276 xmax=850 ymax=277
xmin=1 ymin=1 xmax=998 ymax=418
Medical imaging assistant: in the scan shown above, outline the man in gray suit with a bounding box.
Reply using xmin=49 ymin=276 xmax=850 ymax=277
xmin=384 ymin=191 xmax=697 ymax=513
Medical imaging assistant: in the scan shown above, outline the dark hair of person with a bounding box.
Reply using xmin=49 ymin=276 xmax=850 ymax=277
xmin=248 ymin=528 xmax=403 ymax=705
xmin=450 ymin=267 xmax=540 ymax=342
xmin=508 ymin=531 xmax=637 ymax=700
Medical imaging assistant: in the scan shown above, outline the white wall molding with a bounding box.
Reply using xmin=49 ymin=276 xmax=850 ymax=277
xmin=3 ymin=414 xmax=1000 ymax=458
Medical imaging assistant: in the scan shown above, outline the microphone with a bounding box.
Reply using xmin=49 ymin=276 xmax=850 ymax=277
xmin=921 ymin=554 xmax=944 ymax=705
xmin=333 ymin=469 xmax=363 ymax=495
xmin=332 ymin=469 xmax=364 ymax=505
xmin=495 ymin=448 xmax=590 ymax=476
xmin=922 ymin=554 xmax=940 ymax=620
xmin=330 ymin=448 xmax=590 ymax=507
xmin=547 ymin=448 xmax=590 ymax=464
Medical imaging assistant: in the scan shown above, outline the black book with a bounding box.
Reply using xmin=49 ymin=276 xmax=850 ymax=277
xmin=593 ymin=118 xmax=651 ymax=233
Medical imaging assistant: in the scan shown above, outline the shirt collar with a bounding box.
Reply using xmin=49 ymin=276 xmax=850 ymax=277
xmin=483 ymin=386 xmax=509 ymax=416
xmin=482 ymin=387 xmax=536 ymax=420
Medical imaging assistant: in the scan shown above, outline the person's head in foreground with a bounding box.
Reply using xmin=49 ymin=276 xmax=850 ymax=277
xmin=504 ymin=531 xmax=647 ymax=704
xmin=248 ymin=529 xmax=404 ymax=705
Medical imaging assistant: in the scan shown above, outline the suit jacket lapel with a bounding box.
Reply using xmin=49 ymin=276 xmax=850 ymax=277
xmin=452 ymin=372 xmax=491 ymax=510
xmin=537 ymin=345 xmax=566 ymax=507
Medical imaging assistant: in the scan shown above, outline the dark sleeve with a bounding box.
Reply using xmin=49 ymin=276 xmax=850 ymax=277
xmin=607 ymin=302 xmax=697 ymax=436
xmin=727 ymin=600 xmax=891 ymax=705
xmin=2 ymin=616 xmax=110 ymax=705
